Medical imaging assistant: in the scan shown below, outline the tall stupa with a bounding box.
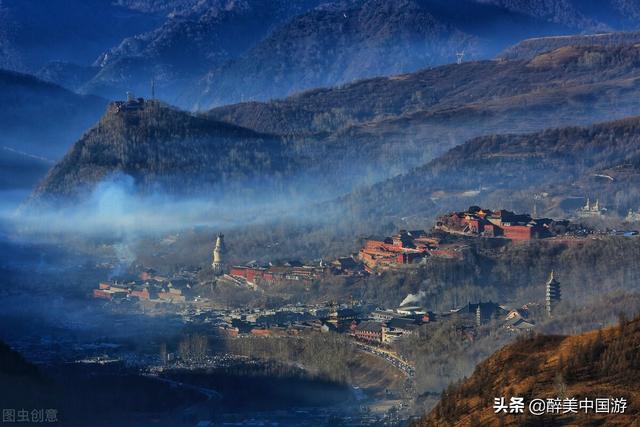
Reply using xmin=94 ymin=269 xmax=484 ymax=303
xmin=212 ymin=234 xmax=225 ymax=276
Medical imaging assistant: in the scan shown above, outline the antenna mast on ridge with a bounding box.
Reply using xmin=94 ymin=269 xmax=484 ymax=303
xmin=456 ymin=51 xmax=465 ymax=65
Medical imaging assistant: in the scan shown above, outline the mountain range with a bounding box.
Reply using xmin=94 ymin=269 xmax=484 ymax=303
xmin=209 ymin=43 xmax=640 ymax=134
xmin=112 ymin=0 xmax=640 ymax=108
xmin=0 ymin=69 xmax=107 ymax=159
xmin=78 ymin=0 xmax=324 ymax=102
xmin=4 ymin=5 xmax=640 ymax=424
xmin=0 ymin=0 xmax=163 ymax=72
xmin=26 ymin=44 xmax=640 ymax=219
xmin=9 ymin=1 xmax=640 ymax=225
xmin=8 ymin=0 xmax=640 ymax=110
xmin=184 ymin=0 xmax=568 ymax=109
xmin=208 ymin=44 xmax=640 ymax=180
xmin=0 ymin=69 xmax=108 ymax=198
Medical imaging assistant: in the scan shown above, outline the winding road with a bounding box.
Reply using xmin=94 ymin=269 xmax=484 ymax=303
xmin=353 ymin=341 xmax=415 ymax=378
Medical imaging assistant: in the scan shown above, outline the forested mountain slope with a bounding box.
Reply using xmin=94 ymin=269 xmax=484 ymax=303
xmin=189 ymin=0 xmax=640 ymax=108
xmin=28 ymin=101 xmax=296 ymax=204
xmin=208 ymin=44 xmax=640 ymax=136
xmin=208 ymin=45 xmax=640 ymax=177
xmin=341 ymin=115 xmax=640 ymax=224
xmin=187 ymin=0 xmax=569 ymax=108
xmin=0 ymin=0 xmax=161 ymax=72
xmin=79 ymin=0 xmax=323 ymax=101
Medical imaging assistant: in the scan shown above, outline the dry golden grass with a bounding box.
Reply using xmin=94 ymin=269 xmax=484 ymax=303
xmin=416 ymin=316 xmax=640 ymax=426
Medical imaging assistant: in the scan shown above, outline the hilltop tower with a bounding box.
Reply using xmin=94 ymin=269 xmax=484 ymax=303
xmin=212 ymin=234 xmax=225 ymax=276
xmin=545 ymin=270 xmax=561 ymax=317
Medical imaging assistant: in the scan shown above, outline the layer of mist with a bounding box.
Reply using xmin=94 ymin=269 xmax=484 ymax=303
xmin=8 ymin=173 xmax=342 ymax=239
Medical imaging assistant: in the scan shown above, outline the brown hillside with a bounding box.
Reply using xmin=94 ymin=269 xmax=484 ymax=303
xmin=500 ymin=32 xmax=640 ymax=61
xmin=417 ymin=315 xmax=640 ymax=426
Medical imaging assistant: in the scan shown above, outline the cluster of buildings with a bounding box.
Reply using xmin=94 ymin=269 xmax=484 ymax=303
xmin=224 ymin=231 xmax=364 ymax=287
xmin=352 ymin=271 xmax=562 ymax=342
xmin=206 ymin=302 xmax=432 ymax=345
xmin=578 ymin=197 xmax=640 ymax=223
xmin=503 ymin=305 xmax=537 ymax=332
xmin=436 ymin=206 xmax=556 ymax=241
xmin=181 ymin=303 xmax=368 ymax=339
xmin=108 ymin=92 xmax=153 ymax=114
xmin=93 ymin=267 xmax=199 ymax=304
xmin=200 ymin=290 xmax=554 ymax=346
xmin=229 ymin=229 xmax=446 ymax=283
xmin=228 ymin=261 xmax=331 ymax=288
xmin=358 ymin=230 xmax=465 ymax=272
xmin=219 ymin=214 xmax=567 ymax=284
xmin=93 ymin=225 xmax=564 ymax=348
